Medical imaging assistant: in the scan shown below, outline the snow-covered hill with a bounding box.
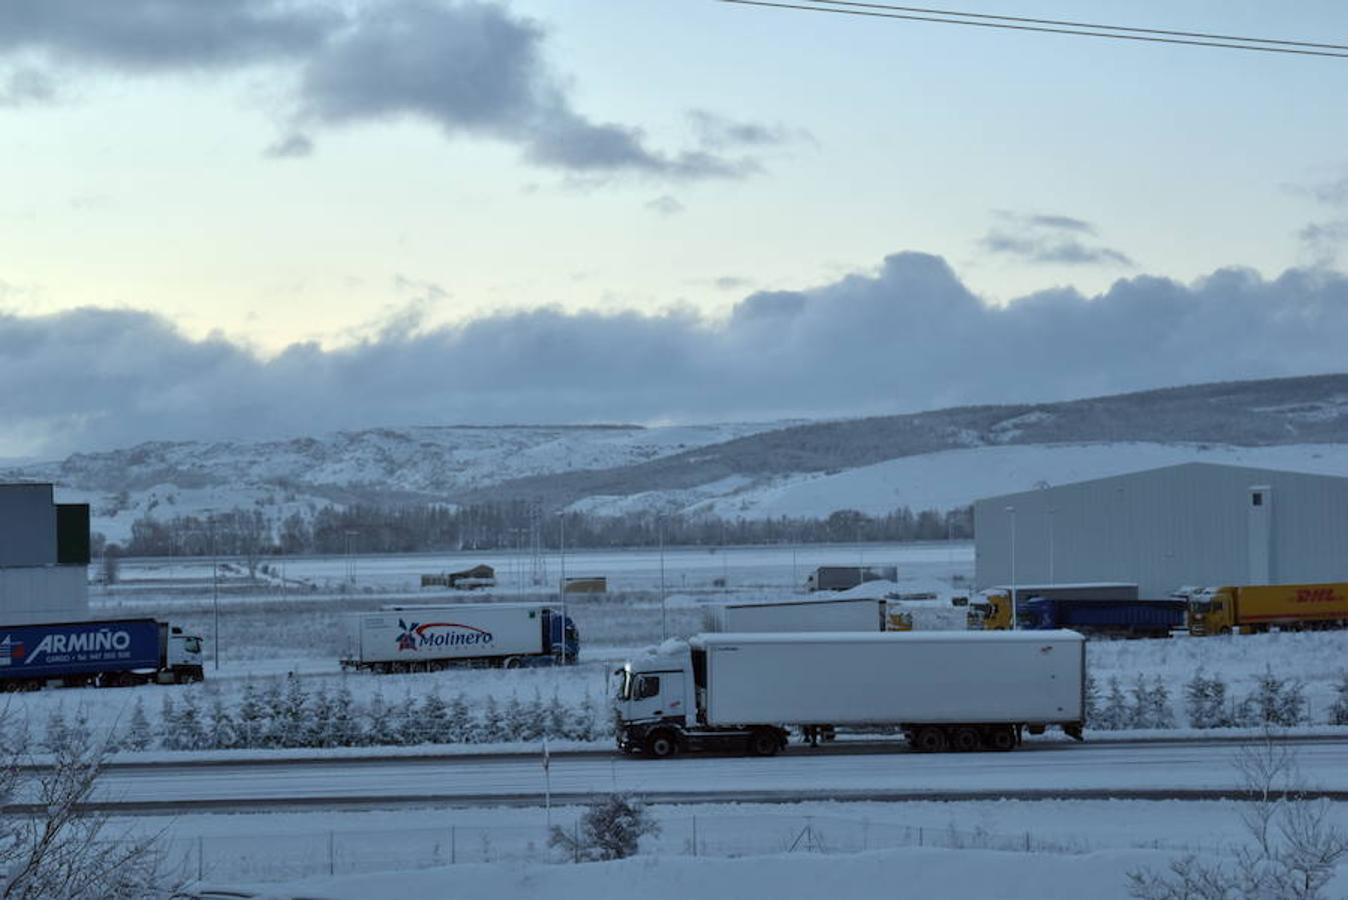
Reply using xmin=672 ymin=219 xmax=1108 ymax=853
xmin=1 ymin=423 xmax=785 ymax=542
xmin=6 ymin=373 xmax=1348 ymax=542
xmin=571 ymin=441 xmax=1348 ymax=519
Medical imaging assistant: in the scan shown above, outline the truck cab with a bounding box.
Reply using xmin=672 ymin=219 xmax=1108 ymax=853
xmin=163 ymin=626 xmax=206 ymax=683
xmin=615 ymin=647 xmax=696 ymax=756
xmin=968 ymin=589 xmax=1014 ymax=630
xmin=1185 ymin=587 xmax=1234 ymax=636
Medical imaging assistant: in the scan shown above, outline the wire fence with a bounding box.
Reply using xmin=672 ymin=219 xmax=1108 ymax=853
xmin=157 ymin=813 xmax=1114 ymax=884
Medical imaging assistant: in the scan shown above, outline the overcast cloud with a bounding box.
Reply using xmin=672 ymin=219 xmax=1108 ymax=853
xmin=4 ymin=253 xmax=1347 ymax=457
xmin=0 ymin=0 xmax=767 ymax=179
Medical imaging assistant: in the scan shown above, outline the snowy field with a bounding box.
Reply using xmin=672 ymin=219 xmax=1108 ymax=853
xmin=124 ymin=797 xmax=1348 ymax=895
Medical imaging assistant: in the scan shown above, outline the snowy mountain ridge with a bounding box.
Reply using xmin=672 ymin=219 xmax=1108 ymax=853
xmin=5 ymin=373 xmax=1348 ymax=543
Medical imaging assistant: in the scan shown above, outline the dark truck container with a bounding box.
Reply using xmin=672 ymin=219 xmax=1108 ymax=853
xmin=0 ymin=619 xmax=204 ymax=689
xmin=1019 ymin=597 xmax=1186 ymax=638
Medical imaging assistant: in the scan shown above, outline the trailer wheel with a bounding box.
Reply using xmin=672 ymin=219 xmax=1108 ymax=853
xmin=951 ymin=727 xmax=982 ymax=752
xmin=645 ymin=731 xmax=678 ymax=759
xmin=748 ymin=729 xmax=781 ymax=757
xmin=986 ymin=727 xmax=1016 ymax=752
xmin=503 ymin=657 xmax=522 ymax=670
xmin=912 ymin=727 xmax=946 ymax=754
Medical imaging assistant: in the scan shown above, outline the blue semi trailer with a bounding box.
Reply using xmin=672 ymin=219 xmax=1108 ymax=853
xmin=1019 ymin=597 xmax=1186 ymax=639
xmin=0 ymin=618 xmax=205 ymax=690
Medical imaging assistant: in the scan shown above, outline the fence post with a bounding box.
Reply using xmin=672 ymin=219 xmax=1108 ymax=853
xmin=451 ymin=826 xmax=456 ymax=865
xmin=863 ymin=819 xmax=869 ymax=851
xmin=329 ymin=831 xmax=335 ymax=876
xmin=692 ymin=815 xmax=698 ymax=857
xmin=197 ymin=835 xmax=204 ymax=882
xmin=918 ymin=827 xmax=923 ymax=848
xmin=574 ymin=820 xmax=580 ymax=864
xmin=1024 ymin=831 xmax=1030 ymax=852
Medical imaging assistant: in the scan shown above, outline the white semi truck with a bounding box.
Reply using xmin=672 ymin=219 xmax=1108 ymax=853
xmin=715 ymin=597 xmax=887 ymax=633
xmin=341 ymin=602 xmax=579 ymax=672
xmin=616 ymin=630 xmax=1085 ymax=757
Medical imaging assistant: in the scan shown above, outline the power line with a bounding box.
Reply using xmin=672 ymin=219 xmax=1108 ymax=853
xmin=719 ymin=0 xmax=1348 ymax=58
xmin=804 ymin=0 xmax=1348 ymax=52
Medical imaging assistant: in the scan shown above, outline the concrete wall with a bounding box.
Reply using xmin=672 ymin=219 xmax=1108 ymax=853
xmin=975 ymin=463 xmax=1348 ymax=597
xmin=0 ymin=567 xmax=89 ymax=625
xmin=0 ymin=484 xmax=57 ymax=567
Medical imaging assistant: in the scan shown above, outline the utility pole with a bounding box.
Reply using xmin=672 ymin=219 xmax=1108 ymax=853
xmin=1005 ymin=505 xmax=1017 ymax=631
xmin=658 ymin=516 xmax=667 ymax=641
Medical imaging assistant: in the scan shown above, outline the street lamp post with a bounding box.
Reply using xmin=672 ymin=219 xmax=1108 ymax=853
xmin=558 ymin=512 xmax=568 ymax=665
xmin=200 ymin=512 xmax=220 ymax=672
xmin=1005 ymin=505 xmax=1016 ymax=631
xmin=1047 ymin=507 xmax=1057 ymax=585
xmin=658 ymin=516 xmax=667 ymax=641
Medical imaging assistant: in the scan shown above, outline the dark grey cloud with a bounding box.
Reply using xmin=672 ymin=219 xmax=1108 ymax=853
xmin=646 ymin=195 xmax=685 ymax=216
xmin=0 ymin=67 xmax=57 ymax=105
xmin=982 ymin=211 xmax=1133 ymax=266
xmin=688 ymin=110 xmax=815 ymax=150
xmin=0 ymin=0 xmax=335 ymax=70
xmin=6 ymin=253 xmax=1348 ymax=456
xmin=1299 ymin=220 xmax=1348 ymax=266
xmin=263 ymin=133 xmax=314 ymax=159
xmin=0 ymin=0 xmax=768 ymax=181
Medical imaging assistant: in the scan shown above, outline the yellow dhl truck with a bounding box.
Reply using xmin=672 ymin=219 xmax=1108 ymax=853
xmin=1186 ymin=583 xmax=1348 ymax=635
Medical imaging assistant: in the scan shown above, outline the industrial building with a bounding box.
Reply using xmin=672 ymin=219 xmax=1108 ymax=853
xmin=0 ymin=483 xmax=90 ymax=624
xmin=974 ymin=463 xmax=1348 ymax=598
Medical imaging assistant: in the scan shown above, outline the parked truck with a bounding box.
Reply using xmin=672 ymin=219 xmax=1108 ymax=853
xmin=971 ymin=583 xmax=1140 ymax=631
xmin=341 ymin=602 xmax=579 ymax=672
xmin=615 ymin=630 xmax=1085 ymax=758
xmin=0 ymin=618 xmax=204 ymax=690
xmin=1186 ymin=583 xmax=1348 ymax=635
xmin=715 ymin=597 xmax=887 ymax=633
xmin=806 ymin=565 xmax=898 ymax=592
xmin=1017 ymin=596 xmax=1185 ymax=638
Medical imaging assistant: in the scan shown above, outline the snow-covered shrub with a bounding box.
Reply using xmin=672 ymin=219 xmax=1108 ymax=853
xmin=1083 ymin=675 xmax=1100 ymax=726
xmin=1239 ymin=667 xmax=1307 ymax=728
xmin=1329 ymin=671 xmax=1348 ymax=727
xmin=1126 ymin=675 xmax=1175 ymax=730
xmin=1184 ymin=671 xmax=1234 ymax=729
xmin=549 ymin=794 xmax=659 ymax=862
xmin=1093 ymin=677 xmax=1130 ymax=731
xmin=124 ymin=698 xmax=153 ymax=752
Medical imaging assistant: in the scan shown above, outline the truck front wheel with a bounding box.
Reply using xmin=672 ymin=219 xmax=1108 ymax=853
xmin=645 ymin=730 xmax=678 ymax=759
xmin=748 ymin=729 xmax=781 ymax=757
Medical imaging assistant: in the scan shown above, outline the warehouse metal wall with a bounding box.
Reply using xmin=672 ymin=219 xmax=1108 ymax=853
xmin=974 ymin=463 xmax=1348 ymax=597
xmin=0 ymin=567 xmax=89 ymax=625
xmin=0 ymin=484 xmax=57 ymax=567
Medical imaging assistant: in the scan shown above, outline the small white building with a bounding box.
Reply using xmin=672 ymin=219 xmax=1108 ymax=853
xmin=974 ymin=463 xmax=1348 ymax=598
xmin=0 ymin=483 xmax=89 ymax=624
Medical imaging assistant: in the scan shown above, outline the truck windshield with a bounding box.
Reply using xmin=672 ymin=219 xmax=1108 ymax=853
xmin=184 ymin=637 xmax=202 ymax=654
xmin=1188 ymin=599 xmax=1211 ymax=614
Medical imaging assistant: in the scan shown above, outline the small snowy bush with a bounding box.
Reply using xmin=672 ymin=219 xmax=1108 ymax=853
xmin=549 ymin=794 xmax=659 ymax=862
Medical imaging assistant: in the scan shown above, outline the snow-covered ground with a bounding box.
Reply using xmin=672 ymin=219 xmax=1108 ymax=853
xmin=127 ymin=797 xmax=1348 ymax=894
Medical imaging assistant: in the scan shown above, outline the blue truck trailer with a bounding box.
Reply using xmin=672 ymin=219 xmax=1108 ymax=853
xmin=1018 ymin=597 xmax=1186 ymax=639
xmin=0 ymin=618 xmax=205 ymax=690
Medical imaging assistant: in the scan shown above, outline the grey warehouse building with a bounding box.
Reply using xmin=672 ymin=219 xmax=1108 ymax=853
xmin=974 ymin=463 xmax=1348 ymax=598
xmin=0 ymin=483 xmax=90 ymax=624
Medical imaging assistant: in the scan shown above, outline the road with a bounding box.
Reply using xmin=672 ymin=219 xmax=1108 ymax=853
xmin=44 ymin=735 xmax=1348 ymax=814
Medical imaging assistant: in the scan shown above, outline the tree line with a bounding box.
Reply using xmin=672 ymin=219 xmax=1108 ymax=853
xmin=113 ymin=502 xmax=974 ymax=559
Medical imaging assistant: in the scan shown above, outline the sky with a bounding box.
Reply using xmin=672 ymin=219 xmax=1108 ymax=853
xmin=1 ymin=0 xmax=1347 ymax=457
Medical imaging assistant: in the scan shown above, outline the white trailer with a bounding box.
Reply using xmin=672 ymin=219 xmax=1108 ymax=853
xmin=616 ymin=630 xmax=1085 ymax=757
xmin=341 ymin=602 xmax=579 ymax=671
xmin=716 ymin=597 xmax=886 ymax=633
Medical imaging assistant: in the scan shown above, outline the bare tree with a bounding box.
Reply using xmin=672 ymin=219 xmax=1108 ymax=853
xmin=0 ymin=715 xmax=177 ymax=898
xmin=1128 ymin=729 xmax=1348 ymax=900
